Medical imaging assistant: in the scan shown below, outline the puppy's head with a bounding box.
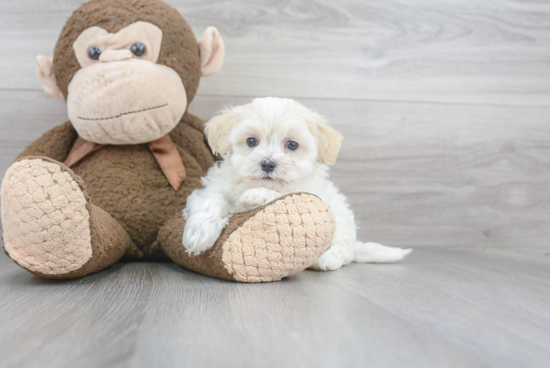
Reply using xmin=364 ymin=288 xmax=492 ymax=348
xmin=205 ymin=97 xmax=343 ymax=190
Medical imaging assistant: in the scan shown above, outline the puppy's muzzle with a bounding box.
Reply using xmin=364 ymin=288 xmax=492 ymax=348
xmin=261 ymin=159 xmax=277 ymax=173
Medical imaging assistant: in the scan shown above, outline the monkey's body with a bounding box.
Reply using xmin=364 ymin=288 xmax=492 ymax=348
xmin=17 ymin=113 xmax=213 ymax=259
xmin=72 ymin=114 xmax=212 ymax=257
xmin=1 ymin=0 xmax=336 ymax=282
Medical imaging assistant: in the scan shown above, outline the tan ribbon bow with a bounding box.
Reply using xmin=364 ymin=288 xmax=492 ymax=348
xmin=63 ymin=135 xmax=187 ymax=191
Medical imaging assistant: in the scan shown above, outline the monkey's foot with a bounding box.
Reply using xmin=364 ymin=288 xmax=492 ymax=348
xmin=1 ymin=157 xmax=134 ymax=279
xmin=1 ymin=158 xmax=93 ymax=276
xmin=158 ymin=193 xmax=336 ymax=283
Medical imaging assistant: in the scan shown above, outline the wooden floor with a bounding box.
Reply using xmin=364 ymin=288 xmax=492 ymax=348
xmin=1 ymin=245 xmax=550 ymax=368
xmin=1 ymin=0 xmax=549 ymax=367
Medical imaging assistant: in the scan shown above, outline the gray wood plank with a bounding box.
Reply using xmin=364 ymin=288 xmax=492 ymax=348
xmin=326 ymin=247 xmax=550 ymax=368
xmin=1 ymin=245 xmax=549 ymax=368
xmin=1 ymin=0 xmax=549 ymax=106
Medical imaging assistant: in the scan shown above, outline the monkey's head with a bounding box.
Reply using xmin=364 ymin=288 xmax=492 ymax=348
xmin=36 ymin=0 xmax=224 ymax=145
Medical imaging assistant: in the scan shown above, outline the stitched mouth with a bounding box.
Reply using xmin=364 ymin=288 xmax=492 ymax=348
xmin=77 ymin=103 xmax=168 ymax=121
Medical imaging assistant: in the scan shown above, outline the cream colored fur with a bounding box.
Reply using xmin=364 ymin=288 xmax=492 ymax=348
xmin=1 ymin=159 xmax=92 ymax=275
xmin=183 ymin=97 xmax=411 ymax=270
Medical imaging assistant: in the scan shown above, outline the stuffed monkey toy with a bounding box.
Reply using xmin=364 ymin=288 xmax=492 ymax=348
xmin=0 ymin=0 xmax=335 ymax=282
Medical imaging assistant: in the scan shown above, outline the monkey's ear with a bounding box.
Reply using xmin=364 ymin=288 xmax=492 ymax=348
xmin=305 ymin=112 xmax=344 ymax=165
xmin=36 ymin=55 xmax=64 ymax=99
xmin=197 ymin=27 xmax=225 ymax=77
xmin=205 ymin=108 xmax=238 ymax=155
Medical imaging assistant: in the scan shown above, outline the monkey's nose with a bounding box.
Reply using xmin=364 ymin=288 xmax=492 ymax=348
xmin=99 ymin=50 xmax=132 ymax=62
xmin=261 ymin=159 xmax=277 ymax=173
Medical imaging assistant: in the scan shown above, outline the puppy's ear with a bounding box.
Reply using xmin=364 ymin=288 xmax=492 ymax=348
xmin=305 ymin=112 xmax=344 ymax=165
xmin=205 ymin=108 xmax=239 ymax=155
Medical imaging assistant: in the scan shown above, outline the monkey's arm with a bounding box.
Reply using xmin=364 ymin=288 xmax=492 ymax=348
xmin=16 ymin=121 xmax=78 ymax=162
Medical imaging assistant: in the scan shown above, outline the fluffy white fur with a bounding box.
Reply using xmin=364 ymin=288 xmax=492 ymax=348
xmin=182 ymin=97 xmax=411 ymax=270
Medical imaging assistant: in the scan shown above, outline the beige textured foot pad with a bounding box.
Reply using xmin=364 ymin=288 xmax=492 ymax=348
xmin=1 ymin=158 xmax=92 ymax=275
xmin=221 ymin=193 xmax=336 ymax=282
xmin=161 ymin=193 xmax=336 ymax=283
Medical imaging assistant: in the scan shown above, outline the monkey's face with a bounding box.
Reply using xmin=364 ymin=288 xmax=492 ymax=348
xmin=67 ymin=22 xmax=187 ymax=145
xmin=36 ymin=0 xmax=225 ymax=146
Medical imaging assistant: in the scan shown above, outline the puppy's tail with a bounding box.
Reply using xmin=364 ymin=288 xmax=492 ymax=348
xmin=353 ymin=241 xmax=412 ymax=263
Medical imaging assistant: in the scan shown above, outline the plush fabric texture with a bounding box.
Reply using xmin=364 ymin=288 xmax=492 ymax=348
xmin=221 ymin=193 xmax=335 ymax=282
xmin=156 ymin=214 xmax=234 ymax=281
xmin=53 ymin=0 xmax=201 ymax=103
xmin=67 ymin=59 xmax=187 ymax=144
xmin=36 ymin=55 xmax=64 ymax=99
xmin=147 ymin=134 xmax=187 ymax=190
xmin=1 ymin=158 xmax=92 ymax=275
xmin=1 ymin=157 xmax=135 ymax=279
xmin=39 ymin=202 xmax=137 ymax=280
xmin=16 ymin=112 xmax=213 ymax=257
xmin=197 ymin=27 xmax=225 ymax=76
xmin=64 ymin=135 xmax=188 ymax=191
xmin=158 ymin=193 xmax=335 ymax=282
xmin=73 ymin=22 xmax=163 ymax=67
xmin=17 ymin=122 xmax=78 ymax=162
xmin=64 ymin=141 xmax=106 ymax=167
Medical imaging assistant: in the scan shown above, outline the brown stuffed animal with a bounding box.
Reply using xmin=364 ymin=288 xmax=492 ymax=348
xmin=0 ymin=0 xmax=335 ymax=282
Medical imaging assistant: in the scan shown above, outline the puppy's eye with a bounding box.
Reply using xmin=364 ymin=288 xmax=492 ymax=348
xmin=130 ymin=42 xmax=146 ymax=57
xmin=247 ymin=137 xmax=258 ymax=147
xmin=87 ymin=46 xmax=101 ymax=60
xmin=286 ymin=141 xmax=299 ymax=150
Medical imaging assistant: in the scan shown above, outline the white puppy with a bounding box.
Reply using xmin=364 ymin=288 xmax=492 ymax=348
xmin=182 ymin=97 xmax=411 ymax=270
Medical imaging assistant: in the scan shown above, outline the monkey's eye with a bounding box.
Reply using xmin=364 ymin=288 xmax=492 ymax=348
xmin=130 ymin=42 xmax=146 ymax=57
xmin=87 ymin=46 xmax=101 ymax=61
xmin=286 ymin=141 xmax=299 ymax=150
xmin=247 ymin=138 xmax=258 ymax=147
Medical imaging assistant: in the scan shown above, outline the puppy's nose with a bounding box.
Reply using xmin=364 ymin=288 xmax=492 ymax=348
xmin=261 ymin=159 xmax=276 ymax=173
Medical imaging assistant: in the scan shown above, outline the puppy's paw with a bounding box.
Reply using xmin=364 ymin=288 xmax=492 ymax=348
xmin=182 ymin=215 xmax=228 ymax=255
xmin=309 ymin=246 xmax=346 ymax=271
xmin=239 ymin=187 xmax=280 ymax=211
